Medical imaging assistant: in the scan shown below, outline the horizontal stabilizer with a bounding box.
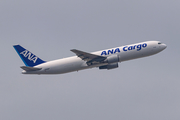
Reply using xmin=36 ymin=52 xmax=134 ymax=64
xmin=21 ymin=66 xmax=42 ymax=71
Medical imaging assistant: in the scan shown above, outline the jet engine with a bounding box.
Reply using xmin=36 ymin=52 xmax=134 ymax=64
xmin=99 ymin=54 xmax=120 ymax=70
xmin=105 ymin=54 xmax=120 ymax=63
xmin=99 ymin=63 xmax=118 ymax=70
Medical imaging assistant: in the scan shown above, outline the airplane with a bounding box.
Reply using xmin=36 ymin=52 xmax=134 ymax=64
xmin=13 ymin=41 xmax=167 ymax=75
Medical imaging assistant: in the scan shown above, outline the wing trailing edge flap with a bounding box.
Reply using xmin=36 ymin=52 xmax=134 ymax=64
xmin=70 ymin=49 xmax=106 ymax=65
xmin=21 ymin=66 xmax=42 ymax=71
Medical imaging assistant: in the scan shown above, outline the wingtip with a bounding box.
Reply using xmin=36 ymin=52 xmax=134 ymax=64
xmin=70 ymin=49 xmax=77 ymax=51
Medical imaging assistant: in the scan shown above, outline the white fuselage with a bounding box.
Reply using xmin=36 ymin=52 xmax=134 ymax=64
xmin=22 ymin=41 xmax=166 ymax=74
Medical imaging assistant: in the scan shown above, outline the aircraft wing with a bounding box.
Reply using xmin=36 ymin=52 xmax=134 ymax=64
xmin=21 ymin=66 xmax=42 ymax=71
xmin=71 ymin=49 xmax=106 ymax=65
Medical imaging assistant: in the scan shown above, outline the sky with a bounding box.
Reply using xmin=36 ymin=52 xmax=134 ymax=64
xmin=0 ymin=0 xmax=180 ymax=120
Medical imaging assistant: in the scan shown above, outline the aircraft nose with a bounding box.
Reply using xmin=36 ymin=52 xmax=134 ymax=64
xmin=162 ymin=44 xmax=167 ymax=50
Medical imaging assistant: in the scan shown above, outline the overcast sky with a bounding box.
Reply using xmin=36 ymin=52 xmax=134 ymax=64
xmin=0 ymin=0 xmax=180 ymax=120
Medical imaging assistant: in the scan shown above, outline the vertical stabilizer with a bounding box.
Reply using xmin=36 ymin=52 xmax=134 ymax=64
xmin=13 ymin=45 xmax=46 ymax=67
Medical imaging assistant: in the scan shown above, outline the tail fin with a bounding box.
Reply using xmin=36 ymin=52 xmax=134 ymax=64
xmin=13 ymin=45 xmax=46 ymax=67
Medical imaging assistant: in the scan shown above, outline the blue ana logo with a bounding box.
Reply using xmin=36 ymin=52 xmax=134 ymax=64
xmin=123 ymin=43 xmax=147 ymax=51
xmin=20 ymin=50 xmax=38 ymax=63
xmin=101 ymin=43 xmax=147 ymax=56
xmin=101 ymin=48 xmax=120 ymax=55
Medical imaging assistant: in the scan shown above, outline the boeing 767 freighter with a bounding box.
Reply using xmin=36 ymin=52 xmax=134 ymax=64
xmin=13 ymin=41 xmax=166 ymax=74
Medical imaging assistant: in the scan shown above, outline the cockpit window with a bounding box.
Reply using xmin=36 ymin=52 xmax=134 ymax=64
xmin=158 ymin=42 xmax=162 ymax=44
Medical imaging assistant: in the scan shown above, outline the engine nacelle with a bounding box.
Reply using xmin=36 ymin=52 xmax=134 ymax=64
xmin=105 ymin=54 xmax=120 ymax=63
xmin=99 ymin=63 xmax=118 ymax=70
